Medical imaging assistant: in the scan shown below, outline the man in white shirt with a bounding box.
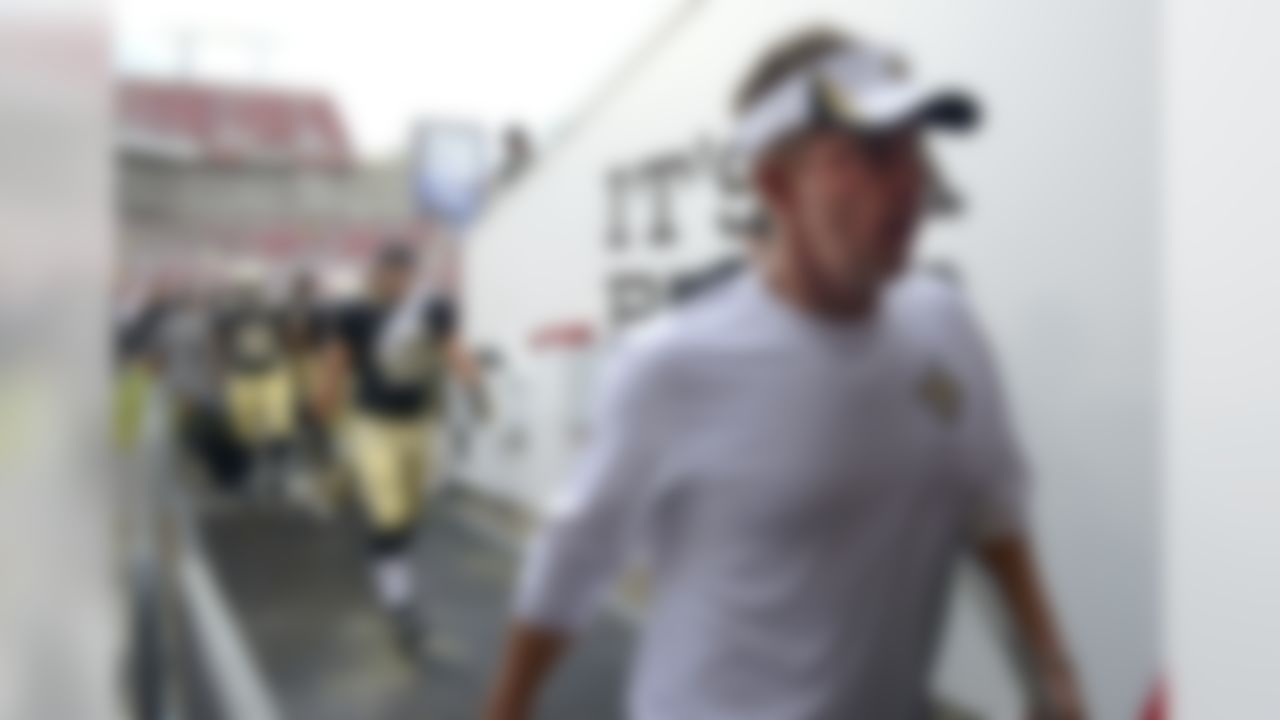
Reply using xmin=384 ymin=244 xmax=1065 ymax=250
xmin=485 ymin=27 xmax=1084 ymax=720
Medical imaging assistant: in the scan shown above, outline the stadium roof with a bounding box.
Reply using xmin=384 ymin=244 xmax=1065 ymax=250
xmin=117 ymin=78 xmax=352 ymax=169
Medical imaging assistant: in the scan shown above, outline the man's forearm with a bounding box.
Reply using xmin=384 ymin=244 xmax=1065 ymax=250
xmin=979 ymin=535 xmax=1084 ymax=718
xmin=445 ymin=341 xmax=491 ymax=420
xmin=483 ymin=623 xmax=571 ymax=720
xmin=980 ymin=536 xmax=1071 ymax=668
xmin=313 ymin=344 xmax=347 ymax=423
xmin=313 ymin=370 xmax=342 ymax=422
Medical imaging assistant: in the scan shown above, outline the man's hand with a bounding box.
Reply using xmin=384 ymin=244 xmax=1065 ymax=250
xmin=1022 ymin=656 xmax=1085 ymax=720
xmin=482 ymin=623 xmax=570 ymax=720
xmin=482 ymin=696 xmax=531 ymax=720
xmin=1040 ymin=661 xmax=1086 ymax=720
xmin=443 ymin=337 xmax=491 ymax=423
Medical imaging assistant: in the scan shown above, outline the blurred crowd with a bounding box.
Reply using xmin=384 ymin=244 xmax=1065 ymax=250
xmin=118 ymin=260 xmax=340 ymax=502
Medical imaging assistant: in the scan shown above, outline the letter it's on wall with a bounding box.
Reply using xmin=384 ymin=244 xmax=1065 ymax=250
xmin=606 ymin=170 xmax=629 ymax=249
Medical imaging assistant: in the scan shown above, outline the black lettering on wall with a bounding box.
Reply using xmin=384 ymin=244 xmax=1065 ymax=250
xmin=640 ymin=153 xmax=691 ymax=247
xmin=606 ymin=170 xmax=630 ymax=249
xmin=602 ymin=134 xmax=760 ymax=331
xmin=608 ymin=271 xmax=668 ymax=329
xmin=603 ymin=135 xmax=758 ymax=254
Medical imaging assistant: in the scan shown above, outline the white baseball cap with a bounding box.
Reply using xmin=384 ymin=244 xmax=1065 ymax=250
xmin=730 ymin=42 xmax=979 ymax=168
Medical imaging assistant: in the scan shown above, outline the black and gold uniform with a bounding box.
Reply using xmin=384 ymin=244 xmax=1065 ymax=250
xmin=217 ymin=302 xmax=295 ymax=451
xmin=332 ymin=296 xmax=456 ymax=540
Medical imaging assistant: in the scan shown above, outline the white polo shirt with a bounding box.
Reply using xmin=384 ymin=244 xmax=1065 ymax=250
xmin=516 ymin=270 xmax=1027 ymax=720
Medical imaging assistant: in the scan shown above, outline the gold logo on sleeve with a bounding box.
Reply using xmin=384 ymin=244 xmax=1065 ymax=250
xmin=918 ymin=364 xmax=964 ymax=425
xmin=816 ymin=74 xmax=860 ymax=124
